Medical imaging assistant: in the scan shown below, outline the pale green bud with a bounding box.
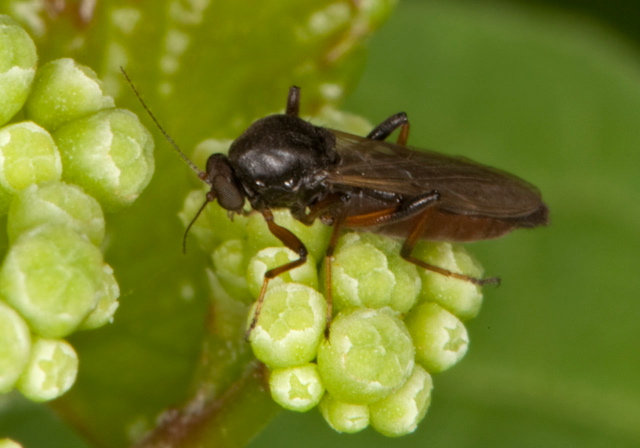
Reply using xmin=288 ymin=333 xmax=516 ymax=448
xmin=0 ymin=300 xmax=31 ymax=393
xmin=405 ymin=302 xmax=469 ymax=373
xmin=25 ymin=58 xmax=115 ymax=131
xmin=0 ymin=438 xmax=23 ymax=448
xmin=249 ymin=283 xmax=326 ymax=368
xmin=54 ymin=108 xmax=154 ymax=212
xmin=319 ymin=393 xmax=369 ymax=433
xmin=312 ymin=108 xmax=373 ymax=136
xmin=0 ymin=15 xmax=37 ymax=126
xmin=269 ymin=363 xmax=325 ymax=412
xmin=78 ymin=264 xmax=120 ymax=330
xmin=8 ymin=181 xmax=105 ymax=246
xmin=16 ymin=337 xmax=78 ymax=402
xmin=331 ymin=235 xmax=395 ymax=310
xmin=369 ymin=364 xmax=433 ymax=437
xmin=0 ymin=225 xmax=104 ymax=338
xmin=413 ymin=242 xmax=484 ymax=320
xmin=207 ymin=269 xmax=252 ymax=340
xmin=190 ymin=138 xmax=233 ymax=171
xmin=317 ymin=308 xmax=415 ymax=404
xmin=246 ymin=209 xmax=331 ymax=262
xmin=247 ymin=247 xmax=318 ymax=299
xmin=211 ymin=239 xmax=251 ymax=303
xmin=0 ymin=121 xmax=62 ymax=214
xmin=330 ymin=232 xmax=420 ymax=313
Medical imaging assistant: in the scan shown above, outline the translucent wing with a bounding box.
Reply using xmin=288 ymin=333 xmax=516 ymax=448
xmin=325 ymin=130 xmax=544 ymax=219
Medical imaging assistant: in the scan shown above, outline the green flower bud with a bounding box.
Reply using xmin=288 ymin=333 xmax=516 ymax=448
xmin=0 ymin=121 xmax=62 ymax=214
xmin=319 ymin=393 xmax=369 ymax=433
xmin=207 ymin=269 xmax=252 ymax=340
xmin=78 ymin=264 xmax=120 ymax=330
xmin=211 ymin=239 xmax=251 ymax=303
xmin=317 ymin=308 xmax=415 ymax=404
xmin=0 ymin=225 xmax=104 ymax=338
xmin=405 ymin=302 xmax=469 ymax=373
xmin=354 ymin=0 xmax=398 ymax=30
xmin=179 ymin=189 xmax=248 ymax=252
xmin=336 ymin=231 xmax=401 ymax=256
xmin=16 ymin=337 xmax=78 ymax=402
xmin=249 ymin=283 xmax=326 ymax=368
xmin=0 ymin=15 xmax=37 ymax=126
xmin=331 ymin=235 xmax=394 ymax=310
xmin=369 ymin=364 xmax=433 ymax=437
xmin=269 ymin=363 xmax=325 ymax=412
xmin=25 ymin=58 xmax=115 ymax=131
xmin=190 ymin=138 xmax=233 ymax=172
xmin=313 ymin=108 xmax=373 ymax=136
xmin=246 ymin=209 xmax=331 ymax=262
xmin=53 ymin=108 xmax=154 ymax=212
xmin=0 ymin=439 xmax=23 ymax=448
xmin=7 ymin=181 xmax=105 ymax=246
xmin=387 ymin=255 xmax=422 ymax=313
xmin=413 ymin=242 xmax=484 ymax=320
xmin=0 ymin=300 xmax=31 ymax=393
xmin=330 ymin=233 xmax=420 ymax=313
xmin=247 ymin=247 xmax=318 ymax=299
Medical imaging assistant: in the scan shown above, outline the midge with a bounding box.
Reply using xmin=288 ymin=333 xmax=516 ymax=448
xmin=122 ymin=70 xmax=548 ymax=334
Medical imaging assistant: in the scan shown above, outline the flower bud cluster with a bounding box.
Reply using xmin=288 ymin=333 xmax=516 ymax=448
xmin=181 ymin=110 xmax=485 ymax=437
xmin=0 ymin=15 xmax=154 ymax=402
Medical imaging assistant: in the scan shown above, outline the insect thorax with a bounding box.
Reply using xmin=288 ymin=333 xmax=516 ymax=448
xmin=228 ymin=114 xmax=337 ymax=209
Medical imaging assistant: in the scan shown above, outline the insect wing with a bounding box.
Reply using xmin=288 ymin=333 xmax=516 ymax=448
xmin=325 ymin=130 xmax=545 ymax=219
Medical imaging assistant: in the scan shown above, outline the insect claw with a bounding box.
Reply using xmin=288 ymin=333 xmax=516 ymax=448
xmin=244 ymin=325 xmax=254 ymax=342
xmin=323 ymin=313 xmax=334 ymax=341
xmin=476 ymin=276 xmax=501 ymax=286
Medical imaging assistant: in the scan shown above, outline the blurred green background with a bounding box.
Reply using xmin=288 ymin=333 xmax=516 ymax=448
xmin=1 ymin=0 xmax=639 ymax=447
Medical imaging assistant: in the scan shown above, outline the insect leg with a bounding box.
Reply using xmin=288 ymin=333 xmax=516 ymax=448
xmin=344 ymin=191 xmax=440 ymax=228
xmin=400 ymin=211 xmax=501 ymax=286
xmin=286 ymin=86 xmax=301 ymax=117
xmin=320 ymin=197 xmax=353 ymax=336
xmin=366 ymin=112 xmax=410 ymax=146
xmin=296 ymin=193 xmax=345 ymax=225
xmin=246 ymin=208 xmax=309 ymax=340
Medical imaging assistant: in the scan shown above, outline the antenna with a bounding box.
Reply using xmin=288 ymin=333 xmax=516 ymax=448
xmin=182 ymin=196 xmax=212 ymax=253
xmin=119 ymin=67 xmax=206 ymax=181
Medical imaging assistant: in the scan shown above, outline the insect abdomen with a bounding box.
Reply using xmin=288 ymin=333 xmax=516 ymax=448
xmin=353 ymin=204 xmax=548 ymax=242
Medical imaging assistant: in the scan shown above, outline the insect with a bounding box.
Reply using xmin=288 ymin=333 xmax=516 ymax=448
xmin=122 ymin=70 xmax=548 ymax=335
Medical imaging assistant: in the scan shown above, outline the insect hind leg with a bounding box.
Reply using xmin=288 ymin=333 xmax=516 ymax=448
xmin=400 ymin=209 xmax=501 ymax=286
xmin=367 ymin=112 xmax=410 ymax=146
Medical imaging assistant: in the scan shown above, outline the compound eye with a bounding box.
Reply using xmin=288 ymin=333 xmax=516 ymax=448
xmin=206 ymin=153 xmax=245 ymax=212
xmin=214 ymin=175 xmax=244 ymax=211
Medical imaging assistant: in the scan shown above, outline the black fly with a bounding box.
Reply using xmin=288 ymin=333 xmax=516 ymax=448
xmin=122 ymin=70 xmax=548 ymax=336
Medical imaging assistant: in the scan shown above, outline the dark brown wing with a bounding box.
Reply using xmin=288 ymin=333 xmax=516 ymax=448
xmin=325 ymin=130 xmax=544 ymax=219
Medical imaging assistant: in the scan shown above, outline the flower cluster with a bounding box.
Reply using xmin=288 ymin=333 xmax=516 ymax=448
xmin=0 ymin=15 xmax=154 ymax=402
xmin=180 ymin=112 xmax=485 ymax=437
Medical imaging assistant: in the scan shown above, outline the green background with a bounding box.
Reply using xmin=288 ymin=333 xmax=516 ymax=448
xmin=1 ymin=0 xmax=639 ymax=447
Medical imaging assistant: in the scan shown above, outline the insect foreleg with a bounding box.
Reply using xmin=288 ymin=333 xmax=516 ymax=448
xmin=246 ymin=209 xmax=309 ymax=340
xmin=366 ymin=112 xmax=410 ymax=146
